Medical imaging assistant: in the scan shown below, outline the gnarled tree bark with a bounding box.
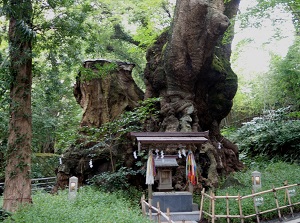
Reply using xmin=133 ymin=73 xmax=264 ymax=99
xmin=144 ymin=0 xmax=243 ymax=187
xmin=74 ymin=59 xmax=144 ymax=128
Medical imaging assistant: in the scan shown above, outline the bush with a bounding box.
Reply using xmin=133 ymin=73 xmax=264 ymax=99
xmin=4 ymin=187 xmax=151 ymax=223
xmin=88 ymin=167 xmax=144 ymax=192
xmin=88 ymin=167 xmax=146 ymax=207
xmin=229 ymin=107 xmax=300 ymax=163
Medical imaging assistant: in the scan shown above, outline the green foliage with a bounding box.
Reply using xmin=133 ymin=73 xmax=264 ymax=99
xmin=267 ymin=37 xmax=300 ymax=109
xmin=76 ymin=97 xmax=159 ymax=172
xmin=31 ymin=62 xmax=82 ymax=153
xmin=0 ymin=208 xmax=11 ymax=222
xmin=31 ymin=153 xmax=59 ymax=178
xmin=238 ymin=0 xmax=299 ymax=34
xmin=229 ymin=107 xmax=300 ymax=163
xmin=0 ymin=0 xmax=172 ymax=156
xmin=123 ymin=0 xmax=173 ymax=47
xmin=3 ymin=187 xmax=151 ymax=223
xmin=0 ymin=43 xmax=10 ymax=181
xmin=89 ymin=167 xmax=144 ymax=193
xmin=80 ymin=97 xmax=160 ymax=142
xmin=79 ymin=62 xmax=118 ymax=81
xmin=221 ymin=126 xmax=237 ymax=137
xmin=0 ymin=52 xmax=9 ymax=180
xmin=230 ymin=1 xmax=298 ymax=123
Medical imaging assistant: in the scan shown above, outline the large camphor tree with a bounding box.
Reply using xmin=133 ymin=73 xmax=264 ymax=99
xmin=143 ymin=0 xmax=244 ymax=186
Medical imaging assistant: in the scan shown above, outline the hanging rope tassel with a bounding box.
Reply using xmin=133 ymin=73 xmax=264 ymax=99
xmin=186 ymin=150 xmax=198 ymax=185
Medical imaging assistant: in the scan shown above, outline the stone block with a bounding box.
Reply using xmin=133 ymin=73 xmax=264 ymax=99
xmin=152 ymin=191 xmax=193 ymax=212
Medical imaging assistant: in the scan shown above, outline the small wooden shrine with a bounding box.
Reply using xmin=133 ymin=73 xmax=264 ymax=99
xmin=131 ymin=132 xmax=209 ymax=216
xmin=130 ymin=132 xmax=209 ymax=193
xmin=154 ymin=155 xmax=178 ymax=191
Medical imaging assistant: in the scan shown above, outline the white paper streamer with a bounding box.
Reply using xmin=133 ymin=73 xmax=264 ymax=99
xmin=178 ymin=150 xmax=182 ymax=158
xmin=133 ymin=151 xmax=137 ymax=159
xmin=218 ymin=142 xmax=222 ymax=149
xmin=155 ymin=149 xmax=160 ymax=159
xmin=182 ymin=149 xmax=186 ymax=157
xmin=89 ymin=159 xmax=93 ymax=168
xmin=146 ymin=152 xmax=155 ymax=185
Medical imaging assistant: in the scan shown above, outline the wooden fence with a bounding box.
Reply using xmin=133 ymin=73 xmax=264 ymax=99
xmin=199 ymin=183 xmax=300 ymax=223
xmin=0 ymin=177 xmax=56 ymax=193
xmin=141 ymin=194 xmax=176 ymax=223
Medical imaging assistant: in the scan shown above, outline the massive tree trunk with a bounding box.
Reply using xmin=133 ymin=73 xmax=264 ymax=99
xmin=144 ymin=0 xmax=243 ymax=187
xmin=74 ymin=59 xmax=144 ymax=128
xmin=52 ymin=59 xmax=144 ymax=191
xmin=3 ymin=0 xmax=33 ymax=212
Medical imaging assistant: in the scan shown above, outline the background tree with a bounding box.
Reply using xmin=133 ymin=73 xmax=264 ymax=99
xmin=2 ymin=0 xmax=34 ymax=212
xmin=27 ymin=0 xmax=170 ymax=152
xmin=0 ymin=38 xmax=9 ymax=182
xmin=267 ymin=39 xmax=300 ymax=110
xmin=0 ymin=0 xmax=173 ymax=158
xmin=239 ymin=0 xmax=299 ymax=35
xmin=230 ymin=0 xmax=299 ymax=123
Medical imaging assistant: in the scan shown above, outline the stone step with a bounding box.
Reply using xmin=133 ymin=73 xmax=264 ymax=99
xmin=149 ymin=211 xmax=200 ymax=222
xmin=162 ymin=221 xmax=197 ymax=223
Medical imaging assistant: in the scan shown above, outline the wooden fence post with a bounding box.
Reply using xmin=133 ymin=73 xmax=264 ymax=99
xmin=272 ymin=186 xmax=282 ymax=221
xmin=212 ymin=192 xmax=215 ymax=223
xmin=141 ymin=194 xmax=146 ymax=216
xmin=209 ymin=191 xmax=213 ymax=221
xmin=149 ymin=198 xmax=152 ymax=220
xmin=252 ymin=190 xmax=260 ymax=223
xmin=157 ymin=202 xmax=161 ymax=223
xmin=199 ymin=188 xmax=205 ymax=221
xmin=285 ymin=187 xmax=294 ymax=217
xmin=226 ymin=193 xmax=230 ymax=223
xmin=167 ymin=208 xmax=171 ymax=223
xmin=238 ymin=193 xmax=244 ymax=223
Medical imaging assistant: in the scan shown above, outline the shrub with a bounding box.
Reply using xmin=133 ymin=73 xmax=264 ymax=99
xmin=229 ymin=107 xmax=300 ymax=163
xmin=88 ymin=167 xmax=144 ymax=192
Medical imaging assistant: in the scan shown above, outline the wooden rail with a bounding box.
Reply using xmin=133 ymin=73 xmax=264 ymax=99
xmin=0 ymin=177 xmax=56 ymax=192
xmin=141 ymin=194 xmax=176 ymax=223
xmin=199 ymin=183 xmax=300 ymax=223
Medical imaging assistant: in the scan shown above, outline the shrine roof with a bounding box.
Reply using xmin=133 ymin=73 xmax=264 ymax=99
xmin=130 ymin=131 xmax=209 ymax=144
xmin=154 ymin=155 xmax=179 ymax=167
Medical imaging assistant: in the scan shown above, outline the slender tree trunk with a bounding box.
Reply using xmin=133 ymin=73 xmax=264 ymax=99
xmin=3 ymin=0 xmax=33 ymax=212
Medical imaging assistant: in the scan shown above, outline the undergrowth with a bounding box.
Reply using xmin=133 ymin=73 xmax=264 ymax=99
xmin=3 ymin=187 xmax=151 ymax=223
